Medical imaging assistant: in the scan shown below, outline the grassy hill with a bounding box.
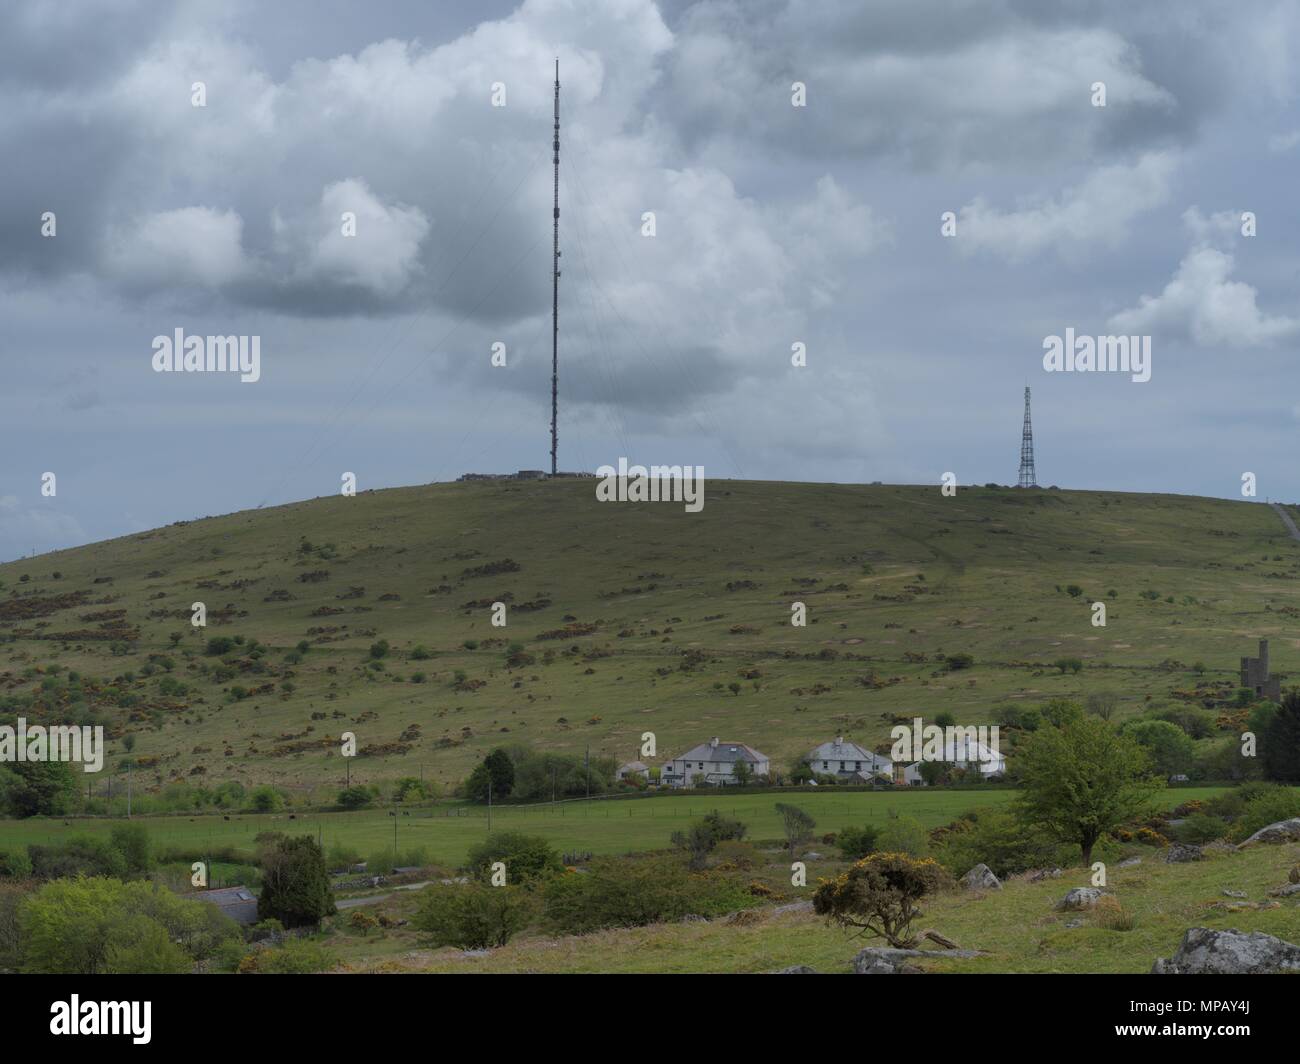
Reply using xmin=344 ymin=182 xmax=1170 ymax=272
xmin=2 ymin=479 xmax=1298 ymax=802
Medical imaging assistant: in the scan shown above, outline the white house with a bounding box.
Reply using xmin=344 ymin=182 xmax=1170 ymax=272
xmin=807 ymin=737 xmax=892 ymax=782
xmin=896 ymin=733 xmax=1006 ymax=785
xmin=661 ymin=737 xmax=770 ymax=788
xmin=616 ymin=760 xmax=649 ymax=781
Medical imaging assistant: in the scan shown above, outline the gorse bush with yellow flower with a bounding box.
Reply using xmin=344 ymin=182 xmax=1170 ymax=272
xmin=812 ymin=852 xmax=952 ymax=949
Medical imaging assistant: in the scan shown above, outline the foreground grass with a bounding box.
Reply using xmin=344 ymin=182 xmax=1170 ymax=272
xmin=330 ymin=840 xmax=1300 ymax=974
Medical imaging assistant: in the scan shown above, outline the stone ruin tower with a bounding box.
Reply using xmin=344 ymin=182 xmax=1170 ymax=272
xmin=1240 ymin=639 xmax=1280 ymax=702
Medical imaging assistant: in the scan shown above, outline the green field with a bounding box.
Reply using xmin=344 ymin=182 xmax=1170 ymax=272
xmin=1 ymin=479 xmax=1297 ymax=802
xmin=0 ymin=787 xmax=1241 ymax=868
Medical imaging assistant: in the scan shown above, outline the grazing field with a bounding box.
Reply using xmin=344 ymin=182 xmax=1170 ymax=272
xmin=2 ymin=478 xmax=1298 ymax=801
xmin=0 ymin=786 xmax=1240 ymax=867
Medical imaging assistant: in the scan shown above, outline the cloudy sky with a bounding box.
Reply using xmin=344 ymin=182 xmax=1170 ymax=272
xmin=3 ymin=0 xmax=1300 ymax=560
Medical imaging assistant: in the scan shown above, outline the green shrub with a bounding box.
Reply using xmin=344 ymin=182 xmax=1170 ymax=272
xmin=336 ymin=786 xmax=373 ymax=810
xmin=836 ymin=825 xmax=879 ymax=860
xmin=249 ymin=786 xmax=283 ymax=813
xmin=413 ymin=882 xmax=536 ymax=949
xmin=934 ymin=806 xmax=1060 ymax=878
xmin=1174 ymin=813 xmax=1229 ymax=845
xmin=542 ymin=855 xmax=754 ymax=935
xmin=243 ymin=938 xmax=336 ymax=974
xmin=875 ymin=815 xmax=931 ymax=857
xmin=1229 ymin=785 xmax=1300 ymax=841
xmin=465 ymin=832 xmax=563 ymax=885
xmin=18 ymin=876 xmax=239 ymax=973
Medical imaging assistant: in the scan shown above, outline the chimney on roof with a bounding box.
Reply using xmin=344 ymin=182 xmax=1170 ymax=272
xmin=710 ymin=736 xmax=719 ymax=749
xmin=835 ymin=735 xmax=843 ymax=745
xmin=1260 ymin=639 xmax=1269 ymax=675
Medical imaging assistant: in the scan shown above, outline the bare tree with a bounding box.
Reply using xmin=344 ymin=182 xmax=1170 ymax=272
xmin=1086 ymin=692 xmax=1118 ymax=721
xmin=775 ymin=802 xmax=816 ymax=860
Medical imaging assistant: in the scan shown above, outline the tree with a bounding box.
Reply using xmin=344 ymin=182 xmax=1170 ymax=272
xmin=18 ymin=877 xmax=237 ymax=974
xmin=465 ymin=832 xmax=563 ymax=884
xmin=1085 ymin=692 xmax=1118 ymax=721
xmin=671 ymin=810 xmax=748 ymax=869
xmin=813 ymin=853 xmax=950 ymax=948
xmin=775 ymin=802 xmax=816 ymax=860
xmin=732 ymin=759 xmax=753 ymax=786
xmin=917 ymin=760 xmax=950 ymax=787
xmin=258 ymin=836 xmax=336 ymax=928
xmin=876 ymin=815 xmax=931 ymax=857
xmin=1123 ymin=719 xmax=1195 ymax=778
xmin=1262 ymin=691 xmax=1300 ymax=782
xmin=836 ymin=825 xmax=879 ymax=860
xmin=109 ymin=824 xmax=151 ymax=875
xmin=465 ymin=748 xmax=515 ymax=802
xmin=336 ymin=786 xmax=373 ymax=810
xmin=249 ymin=785 xmax=283 ymax=812
xmin=1015 ymin=715 xmax=1159 ymax=865
xmin=0 ymin=761 xmax=77 ymax=818
xmin=787 ymin=758 xmax=815 ymax=785
xmin=413 ymin=882 xmax=535 ymax=949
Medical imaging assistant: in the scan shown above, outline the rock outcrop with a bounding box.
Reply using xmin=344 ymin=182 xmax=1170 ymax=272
xmin=1056 ymin=887 xmax=1106 ymax=911
xmin=960 ymin=863 xmax=1001 ymax=890
xmin=1152 ymin=927 xmax=1300 ymax=974
xmin=1236 ymin=818 xmax=1300 ymax=848
xmin=852 ymin=947 xmax=983 ymax=974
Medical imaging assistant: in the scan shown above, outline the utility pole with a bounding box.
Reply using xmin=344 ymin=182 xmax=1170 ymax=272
xmin=127 ymin=761 xmax=132 ymax=819
xmin=487 ymin=779 xmax=493 ymax=833
xmin=585 ymin=744 xmax=590 ymax=800
xmin=550 ymin=57 xmax=561 ymax=476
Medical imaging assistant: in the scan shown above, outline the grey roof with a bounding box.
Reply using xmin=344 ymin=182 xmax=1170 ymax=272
xmin=808 ymin=739 xmax=890 ymax=767
xmin=672 ymin=741 xmax=769 ymax=763
xmin=201 ymin=885 xmax=258 ymax=926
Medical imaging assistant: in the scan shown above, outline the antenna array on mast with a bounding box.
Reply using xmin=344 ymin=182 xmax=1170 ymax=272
xmin=550 ymin=58 xmax=560 ymax=476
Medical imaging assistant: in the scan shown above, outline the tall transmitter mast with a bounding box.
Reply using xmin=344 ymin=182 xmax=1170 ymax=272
xmin=550 ymin=58 xmax=560 ymax=476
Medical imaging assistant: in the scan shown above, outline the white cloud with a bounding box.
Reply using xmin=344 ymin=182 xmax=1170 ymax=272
xmin=955 ymin=152 xmax=1177 ymax=262
xmin=1108 ymin=245 xmax=1299 ymax=346
xmin=103 ymin=206 xmax=250 ymax=288
xmin=297 ymin=179 xmax=430 ymax=296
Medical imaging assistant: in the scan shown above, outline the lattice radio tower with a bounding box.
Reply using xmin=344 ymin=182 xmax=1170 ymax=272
xmin=1017 ymin=386 xmax=1038 ymax=488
